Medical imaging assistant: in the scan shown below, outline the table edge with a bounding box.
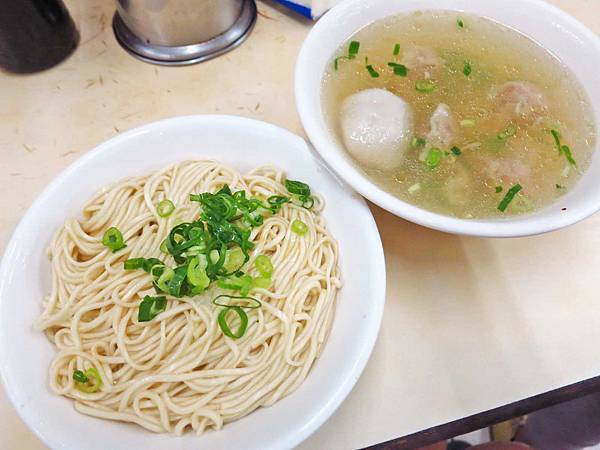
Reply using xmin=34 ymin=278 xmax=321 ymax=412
xmin=364 ymin=374 xmax=600 ymax=449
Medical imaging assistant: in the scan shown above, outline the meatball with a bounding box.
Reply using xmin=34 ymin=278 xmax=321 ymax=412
xmin=494 ymin=81 xmax=547 ymax=124
xmin=339 ymin=88 xmax=413 ymax=169
xmin=401 ymin=46 xmax=443 ymax=71
xmin=427 ymin=103 xmax=457 ymax=148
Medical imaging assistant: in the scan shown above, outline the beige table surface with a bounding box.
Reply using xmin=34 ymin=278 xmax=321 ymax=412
xmin=2 ymin=1 xmax=600 ymax=449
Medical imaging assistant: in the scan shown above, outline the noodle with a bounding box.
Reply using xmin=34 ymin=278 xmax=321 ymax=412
xmin=36 ymin=160 xmax=341 ymax=435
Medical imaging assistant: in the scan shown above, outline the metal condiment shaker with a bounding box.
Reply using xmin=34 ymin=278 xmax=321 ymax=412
xmin=113 ymin=0 xmax=257 ymax=66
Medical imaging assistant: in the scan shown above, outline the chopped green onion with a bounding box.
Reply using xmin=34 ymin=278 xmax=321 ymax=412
xmin=125 ymin=182 xmax=301 ymax=337
xmin=102 ymin=227 xmax=126 ymax=253
xmin=300 ymin=196 xmax=314 ymax=209
xmin=463 ymin=61 xmax=472 ymax=76
xmin=216 ymin=275 xmax=253 ymax=296
xmin=212 ymin=294 xmax=261 ymax=309
xmin=393 ymin=43 xmax=401 ymax=55
xmin=217 ymin=276 xmax=244 ymax=291
xmin=333 ymin=56 xmax=346 ymax=70
xmin=498 ymin=184 xmax=522 ymax=212
xmin=267 ymin=195 xmax=290 ymax=212
xmin=123 ymin=257 xmax=162 ymax=272
xmin=124 ymin=258 xmax=146 ymax=270
xmin=556 ymin=184 xmax=565 ymax=189
xmin=187 ymin=256 xmax=210 ymax=290
xmin=348 ymin=40 xmax=360 ymax=58
xmin=285 ymin=179 xmax=310 ymax=197
xmin=408 ymin=183 xmax=421 ymax=195
xmin=252 ymin=276 xmax=272 ymax=289
xmin=387 ymin=62 xmax=408 ymax=76
xmin=506 ymin=124 xmax=518 ymax=136
xmin=425 ymin=148 xmax=442 ymax=169
xmin=498 ymin=123 xmax=517 ymax=140
xmin=74 ymin=368 xmax=102 ymax=393
xmin=156 ymin=267 xmax=174 ymax=293
xmin=285 ymin=179 xmax=313 ymax=209
xmin=217 ymin=306 xmax=248 ymax=339
xmin=366 ymin=65 xmax=379 ymax=78
xmin=138 ymin=295 xmax=167 ymax=322
xmin=451 ymin=146 xmax=462 ymax=156
xmin=551 ymin=129 xmax=562 ymax=154
xmin=495 ymin=186 xmax=503 ymax=193
xmin=73 ymin=370 xmax=87 ymax=384
xmin=167 ymin=265 xmax=188 ymax=297
xmin=411 ymin=136 xmax=426 ymax=148
xmin=562 ymin=145 xmax=576 ymax=166
xmin=291 ymin=219 xmax=308 ymax=236
xmin=460 ymin=119 xmax=476 ymax=128
xmin=457 ymin=18 xmax=465 ymax=28
xmin=239 ymin=275 xmax=253 ymax=296
xmin=415 ymin=79 xmax=436 ymax=93
xmin=224 ymin=247 xmax=246 ymax=273
xmin=143 ymin=258 xmax=162 ymax=273
xmin=254 ymin=255 xmax=273 ymax=278
xmin=160 ymin=239 xmax=168 ymax=254
xmin=156 ymin=199 xmax=175 ymax=218
xmin=550 ymin=129 xmax=577 ymax=166
xmin=334 ymin=41 xmax=360 ymax=70
xmin=209 ymin=249 xmax=221 ymax=265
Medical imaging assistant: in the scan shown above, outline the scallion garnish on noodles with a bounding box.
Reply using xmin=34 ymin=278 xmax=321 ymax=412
xmin=125 ymin=179 xmax=314 ymax=338
xmin=292 ymin=219 xmax=308 ymax=236
xmin=284 ymin=179 xmax=314 ymax=208
xmin=73 ymin=370 xmax=87 ymax=384
xmin=138 ymin=295 xmax=167 ymax=322
xmin=156 ymin=199 xmax=175 ymax=217
xmin=213 ymin=295 xmax=261 ymax=339
xmin=218 ymin=306 xmax=248 ymax=339
xmin=254 ymin=255 xmax=273 ymax=278
xmin=212 ymin=294 xmax=262 ymax=309
xmin=102 ymin=227 xmax=126 ymax=252
xmin=73 ymin=368 xmax=102 ymax=393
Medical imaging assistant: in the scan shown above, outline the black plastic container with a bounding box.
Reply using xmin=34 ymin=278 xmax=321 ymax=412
xmin=0 ymin=0 xmax=79 ymax=74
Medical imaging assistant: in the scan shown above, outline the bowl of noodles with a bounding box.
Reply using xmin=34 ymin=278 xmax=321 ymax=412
xmin=0 ymin=116 xmax=385 ymax=449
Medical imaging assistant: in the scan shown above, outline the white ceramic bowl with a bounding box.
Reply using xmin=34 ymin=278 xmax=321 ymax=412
xmin=295 ymin=0 xmax=600 ymax=237
xmin=0 ymin=116 xmax=385 ymax=450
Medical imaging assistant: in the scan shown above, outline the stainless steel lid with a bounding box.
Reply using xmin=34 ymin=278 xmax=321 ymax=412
xmin=113 ymin=0 xmax=257 ymax=66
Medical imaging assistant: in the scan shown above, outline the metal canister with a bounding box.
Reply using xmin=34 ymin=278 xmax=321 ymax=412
xmin=113 ymin=0 xmax=256 ymax=66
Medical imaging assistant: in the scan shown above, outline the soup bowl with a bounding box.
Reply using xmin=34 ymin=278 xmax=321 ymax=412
xmin=295 ymin=0 xmax=600 ymax=237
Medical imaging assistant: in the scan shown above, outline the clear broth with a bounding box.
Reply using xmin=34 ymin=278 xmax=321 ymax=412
xmin=322 ymin=11 xmax=596 ymax=218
